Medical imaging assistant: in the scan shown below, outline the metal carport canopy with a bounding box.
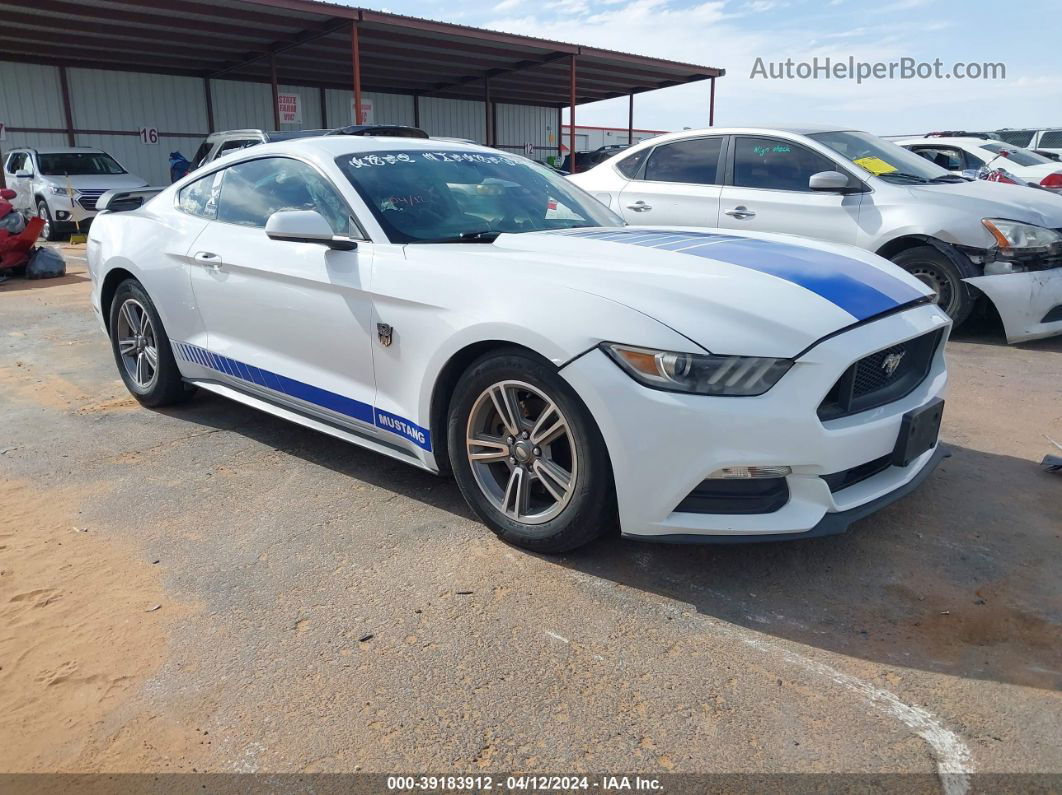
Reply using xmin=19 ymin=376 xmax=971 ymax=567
xmin=0 ymin=0 xmax=722 ymax=106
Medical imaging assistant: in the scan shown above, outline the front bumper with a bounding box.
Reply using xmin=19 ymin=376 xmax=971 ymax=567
xmin=46 ymin=195 xmax=97 ymax=226
xmin=964 ymin=267 xmax=1062 ymax=343
xmin=561 ymin=303 xmax=951 ymax=541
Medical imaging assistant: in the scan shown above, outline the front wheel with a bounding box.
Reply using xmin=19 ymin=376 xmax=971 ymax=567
xmin=890 ymin=245 xmax=974 ymax=326
xmin=108 ymin=279 xmax=195 ymax=407
xmin=447 ymin=349 xmax=615 ymax=553
xmin=37 ymin=200 xmax=61 ymax=242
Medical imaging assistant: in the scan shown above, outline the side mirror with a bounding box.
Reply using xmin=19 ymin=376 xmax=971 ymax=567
xmin=808 ymin=170 xmax=852 ymax=192
xmin=14 ymin=169 xmax=32 ymax=180
xmin=265 ymin=210 xmax=357 ymax=251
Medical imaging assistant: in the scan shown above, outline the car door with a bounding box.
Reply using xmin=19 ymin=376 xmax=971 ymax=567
xmin=5 ymin=152 xmax=31 ymax=213
xmin=716 ymin=135 xmax=864 ymax=245
xmin=186 ymin=155 xmax=379 ymax=434
xmin=616 ymin=135 xmax=725 ymax=226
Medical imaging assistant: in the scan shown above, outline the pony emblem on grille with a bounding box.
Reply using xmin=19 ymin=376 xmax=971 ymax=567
xmin=881 ymin=351 xmax=906 ymax=377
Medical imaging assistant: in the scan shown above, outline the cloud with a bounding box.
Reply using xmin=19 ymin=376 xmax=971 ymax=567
xmin=482 ymin=0 xmax=1059 ymax=135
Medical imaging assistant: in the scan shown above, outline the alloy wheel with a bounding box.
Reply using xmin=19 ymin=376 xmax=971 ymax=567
xmin=465 ymin=380 xmax=579 ymax=525
xmin=116 ymin=298 xmax=159 ymax=389
xmin=37 ymin=205 xmax=51 ymax=240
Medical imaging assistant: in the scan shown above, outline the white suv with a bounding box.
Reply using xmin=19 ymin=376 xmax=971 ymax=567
xmin=2 ymin=147 xmax=148 ymax=240
xmin=569 ymin=126 xmax=1062 ymax=343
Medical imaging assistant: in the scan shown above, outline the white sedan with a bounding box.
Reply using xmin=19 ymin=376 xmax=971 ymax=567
xmin=895 ymin=135 xmax=1062 ymax=193
xmin=87 ymin=136 xmax=950 ymax=553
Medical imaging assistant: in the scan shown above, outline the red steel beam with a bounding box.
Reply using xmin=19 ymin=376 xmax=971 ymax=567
xmin=58 ymin=65 xmax=76 ymax=146
xmin=352 ymin=21 xmax=363 ymax=124
xmin=709 ymin=76 xmax=716 ymax=126
xmin=569 ymin=54 xmax=576 ymax=172
xmin=270 ymin=53 xmax=280 ymax=129
xmin=628 ymin=93 xmax=633 ymax=145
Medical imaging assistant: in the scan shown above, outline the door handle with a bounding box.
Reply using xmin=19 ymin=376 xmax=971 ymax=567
xmin=193 ymin=251 xmax=222 ymax=270
xmin=723 ymin=206 xmax=756 ymax=219
xmin=626 ymin=200 xmax=653 ymax=212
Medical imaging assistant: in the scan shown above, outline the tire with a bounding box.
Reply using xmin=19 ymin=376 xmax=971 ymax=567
xmin=890 ymin=245 xmax=974 ymax=326
xmin=36 ymin=200 xmax=61 ymax=242
xmin=108 ymin=279 xmax=195 ymax=407
xmin=447 ymin=349 xmax=615 ymax=554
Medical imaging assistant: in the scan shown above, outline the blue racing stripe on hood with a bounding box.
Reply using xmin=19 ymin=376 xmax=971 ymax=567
xmin=554 ymin=229 xmax=926 ymax=320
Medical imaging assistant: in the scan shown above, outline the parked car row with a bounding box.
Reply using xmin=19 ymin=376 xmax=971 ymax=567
xmin=895 ymin=134 xmax=1062 ymax=192
xmin=569 ymin=126 xmax=1062 ymax=344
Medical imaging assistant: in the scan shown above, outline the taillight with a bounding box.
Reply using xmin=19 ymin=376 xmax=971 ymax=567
xmin=1040 ymin=172 xmax=1062 ymax=189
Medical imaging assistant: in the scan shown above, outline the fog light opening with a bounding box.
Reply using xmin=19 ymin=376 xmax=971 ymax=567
xmin=707 ymin=465 xmax=793 ymax=480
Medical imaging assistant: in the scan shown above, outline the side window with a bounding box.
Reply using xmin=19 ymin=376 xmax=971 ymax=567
xmin=910 ymin=146 xmax=963 ymax=170
xmin=996 ymin=130 xmax=1034 ymax=147
xmin=215 ymin=139 xmax=259 ymax=158
xmin=177 ymin=171 xmax=222 ymax=219
xmin=216 ymin=157 xmax=350 ymax=235
xmin=732 ymin=136 xmax=840 ymax=192
xmin=615 ymin=148 xmax=647 ymax=178
xmin=963 ymin=150 xmax=986 ymax=170
xmin=5 ymin=153 xmax=24 ymax=172
xmin=643 ymin=137 xmax=723 ymax=184
xmin=1039 ymin=130 xmax=1062 ymax=149
xmin=190 ymin=140 xmax=212 ymax=168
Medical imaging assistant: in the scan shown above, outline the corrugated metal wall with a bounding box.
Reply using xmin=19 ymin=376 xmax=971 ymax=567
xmin=495 ymin=103 xmax=558 ymax=156
xmin=1 ymin=60 xmax=558 ymax=185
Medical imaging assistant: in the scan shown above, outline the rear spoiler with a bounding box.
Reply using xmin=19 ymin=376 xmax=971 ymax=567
xmin=96 ymin=187 xmax=166 ymax=213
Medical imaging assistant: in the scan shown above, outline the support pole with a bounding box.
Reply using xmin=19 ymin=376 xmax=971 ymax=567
xmin=320 ymin=86 xmax=327 ymax=128
xmin=627 ymin=93 xmax=634 ymax=145
xmin=59 ymin=66 xmax=75 ymax=146
xmin=556 ymin=106 xmax=563 ymax=163
xmin=204 ymin=77 xmax=215 ymax=133
xmin=352 ymin=21 xmax=363 ymax=124
xmin=413 ymin=93 xmax=420 ymax=129
xmin=568 ymin=54 xmax=576 ymax=172
xmin=483 ymin=75 xmax=492 ymax=146
xmin=270 ymin=53 xmax=280 ymax=130
xmin=709 ymin=76 xmax=716 ymax=127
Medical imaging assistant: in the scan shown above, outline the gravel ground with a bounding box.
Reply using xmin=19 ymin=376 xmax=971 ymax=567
xmin=0 ymin=246 xmax=1059 ymax=787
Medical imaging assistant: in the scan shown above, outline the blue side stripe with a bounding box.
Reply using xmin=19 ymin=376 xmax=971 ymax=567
xmin=555 ymin=228 xmax=925 ymax=321
xmin=175 ymin=341 xmax=431 ymax=451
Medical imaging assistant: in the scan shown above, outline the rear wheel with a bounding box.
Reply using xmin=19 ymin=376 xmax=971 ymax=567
xmin=108 ymin=279 xmax=195 ymax=407
xmin=447 ymin=350 xmax=615 ymax=553
xmin=890 ymin=245 xmax=973 ymax=326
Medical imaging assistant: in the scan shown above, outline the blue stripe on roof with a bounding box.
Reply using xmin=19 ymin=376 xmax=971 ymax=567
xmin=555 ymin=228 xmax=925 ymax=321
xmin=174 ymin=341 xmax=431 ymax=451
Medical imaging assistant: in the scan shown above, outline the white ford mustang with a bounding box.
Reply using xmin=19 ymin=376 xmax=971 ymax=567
xmin=87 ymin=136 xmax=950 ymax=553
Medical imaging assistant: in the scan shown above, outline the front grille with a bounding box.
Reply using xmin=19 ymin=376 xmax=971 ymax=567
xmin=818 ymin=329 xmax=942 ymax=421
xmin=76 ymin=189 xmax=106 ymax=211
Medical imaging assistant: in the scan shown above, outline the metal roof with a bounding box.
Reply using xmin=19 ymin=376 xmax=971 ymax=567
xmin=0 ymin=0 xmax=724 ymax=107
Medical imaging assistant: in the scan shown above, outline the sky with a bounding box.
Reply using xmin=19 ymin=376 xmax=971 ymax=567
xmin=342 ymin=0 xmax=1061 ymax=136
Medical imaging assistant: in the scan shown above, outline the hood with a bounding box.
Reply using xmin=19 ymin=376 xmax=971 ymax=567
xmin=904 ymin=179 xmax=1062 ymax=227
xmin=475 ymin=227 xmax=932 ymax=358
xmin=40 ymin=173 xmax=149 ymax=191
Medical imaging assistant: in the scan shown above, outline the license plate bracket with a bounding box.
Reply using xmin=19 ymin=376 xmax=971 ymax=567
xmin=893 ymin=398 xmax=944 ymax=467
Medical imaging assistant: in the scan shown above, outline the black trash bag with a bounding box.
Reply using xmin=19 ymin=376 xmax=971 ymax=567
xmin=26 ymin=246 xmax=66 ymax=279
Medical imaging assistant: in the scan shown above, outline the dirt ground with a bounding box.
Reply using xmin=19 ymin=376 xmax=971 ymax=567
xmin=0 ymin=246 xmax=1059 ymax=785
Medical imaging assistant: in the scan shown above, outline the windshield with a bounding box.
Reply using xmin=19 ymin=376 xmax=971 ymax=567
xmin=333 ymin=149 xmax=622 ymax=243
xmin=38 ymin=152 xmax=126 ymax=176
xmin=980 ymin=142 xmax=1054 ymax=167
xmin=809 ymin=130 xmax=949 ymax=183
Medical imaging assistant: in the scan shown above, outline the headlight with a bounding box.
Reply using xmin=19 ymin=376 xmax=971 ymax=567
xmin=602 ymin=343 xmax=793 ymax=396
xmin=982 ymin=218 xmax=1062 ymax=252
xmin=48 ymin=185 xmax=74 ymax=196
